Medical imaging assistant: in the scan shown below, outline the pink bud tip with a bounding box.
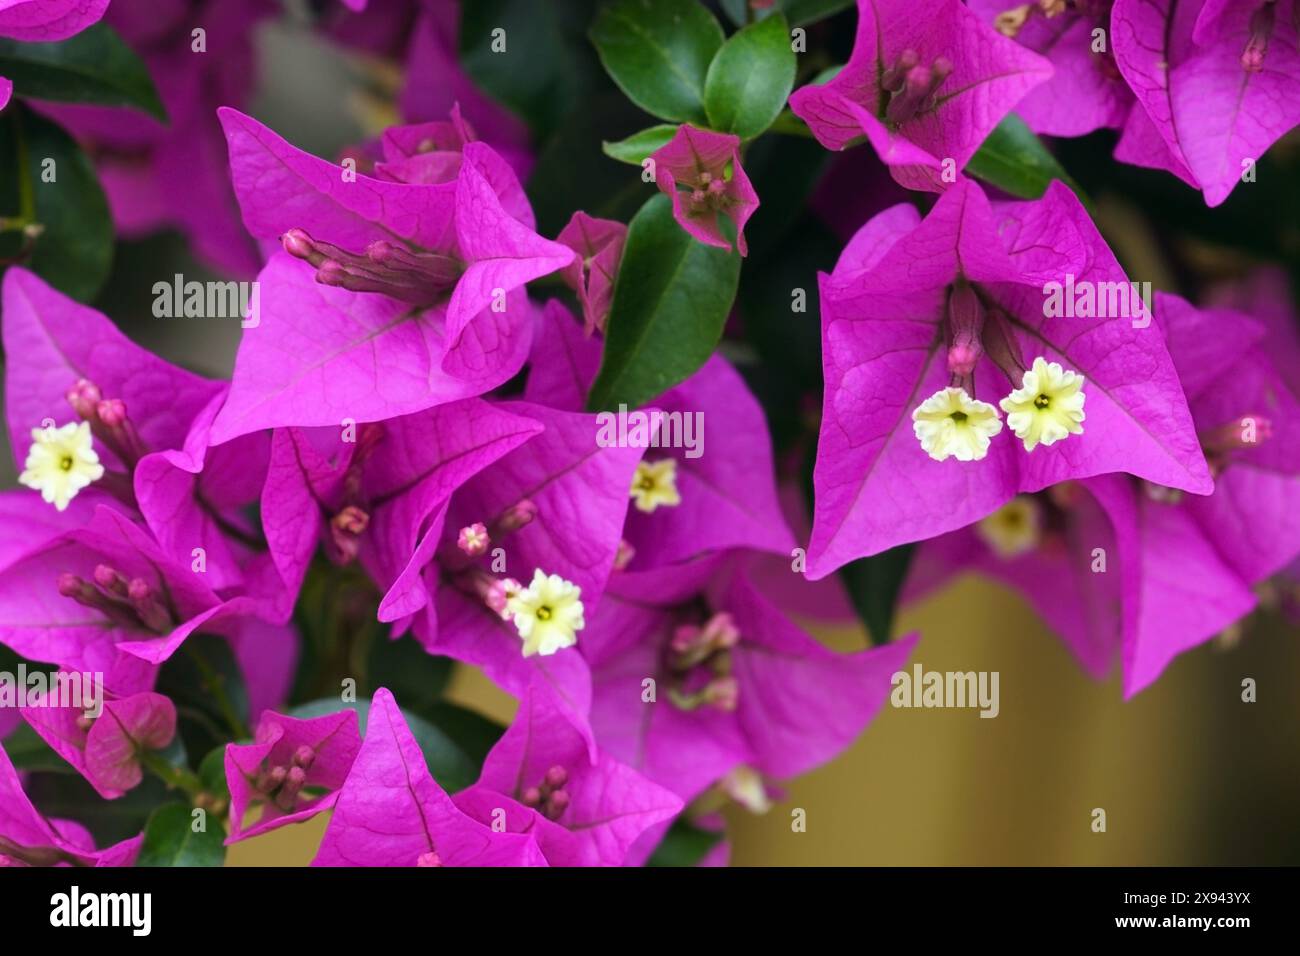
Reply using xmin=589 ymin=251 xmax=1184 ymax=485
xmin=95 ymin=399 xmax=127 ymax=427
xmin=316 ymin=260 xmax=349 ymax=286
xmin=417 ymin=851 xmax=443 ymax=867
xmin=57 ymin=573 xmax=85 ymax=597
xmin=457 ymin=522 xmax=490 ymax=557
xmin=286 ymin=766 xmax=307 ymax=787
xmin=267 ymin=765 xmax=288 ymax=788
xmin=127 ymin=578 xmax=152 ymax=601
xmin=499 ymin=498 xmax=538 ymax=533
xmin=521 ymin=786 xmax=542 ymax=808
xmin=545 ymin=789 xmax=570 ymax=820
xmin=613 ymin=540 xmax=636 ymax=571
xmin=292 ymin=745 xmax=316 ymax=770
xmin=947 ymin=343 xmax=981 ymax=376
xmin=544 ymin=765 xmax=568 ymax=789
xmin=281 ymin=229 xmax=315 ymax=259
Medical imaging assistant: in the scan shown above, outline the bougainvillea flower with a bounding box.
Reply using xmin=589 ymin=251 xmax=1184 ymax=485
xmin=0 ymin=0 xmax=108 ymax=41
xmin=806 ymin=179 xmax=1212 ymax=578
xmin=3 ymin=267 xmax=273 ymax=593
xmin=908 ymin=291 xmax=1300 ymax=696
xmin=556 ymin=211 xmax=626 ymax=335
xmin=585 ymin=556 xmax=916 ymax=802
xmin=967 ymin=0 xmax=1132 ymax=138
xmin=524 ymin=302 xmax=796 ymax=570
xmin=789 ymin=0 xmax=1052 ymax=191
xmin=383 ymin=395 xmax=643 ymax=705
xmin=260 ymin=398 xmax=542 ymax=615
xmin=0 ymin=743 xmax=142 ymax=867
xmin=314 ymin=689 xmax=546 ymax=866
xmin=0 ymin=505 xmax=295 ymax=711
xmin=1111 ymin=0 xmax=1300 ymax=206
xmin=454 ymin=679 xmax=682 ymax=865
xmin=20 ymin=690 xmax=176 ymax=799
xmin=225 ymin=708 xmax=362 ymax=842
xmin=31 ymin=0 xmax=273 ymax=276
xmin=648 ymin=125 xmax=757 ymax=255
xmin=211 ymin=110 xmax=571 ymax=440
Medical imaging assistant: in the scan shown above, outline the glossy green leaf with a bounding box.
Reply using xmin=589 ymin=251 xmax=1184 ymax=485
xmin=137 ymin=803 xmax=227 ymax=867
xmin=704 ymin=13 xmax=796 ymax=138
xmin=602 ymin=123 xmax=679 ymax=165
xmin=0 ymin=105 xmax=112 ymax=302
xmin=587 ymin=193 xmax=741 ymax=411
xmin=589 ymin=0 xmax=724 ymax=124
xmin=966 ymin=113 xmax=1088 ymax=205
xmin=839 ymin=544 xmax=915 ymax=646
xmin=0 ymin=23 xmax=165 ymax=119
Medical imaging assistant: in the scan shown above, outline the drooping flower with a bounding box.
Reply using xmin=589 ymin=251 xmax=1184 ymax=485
xmin=1111 ymin=0 xmax=1300 ymax=206
xmin=788 ymin=0 xmax=1052 ymax=191
xmin=648 ymin=125 xmax=758 ymax=255
xmin=454 ymin=679 xmax=682 ymax=866
xmin=999 ymin=357 xmax=1087 ymax=451
xmin=806 ymin=179 xmax=1211 ymax=578
xmin=225 ymin=708 xmax=362 ymax=842
xmin=313 ymin=689 xmax=546 ymax=866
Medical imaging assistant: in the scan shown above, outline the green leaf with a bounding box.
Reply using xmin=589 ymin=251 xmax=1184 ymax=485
xmin=589 ymin=0 xmax=724 ymax=124
xmin=137 ymin=803 xmax=227 ymax=867
xmin=0 ymin=105 xmax=112 ymax=302
xmin=25 ymin=773 xmax=170 ymax=847
xmin=289 ymin=697 xmax=482 ymax=793
xmin=198 ymin=747 xmax=230 ymax=803
xmin=366 ymin=635 xmax=454 ymax=714
xmin=586 ymin=193 xmax=741 ymax=412
xmin=966 ymin=113 xmax=1088 ymax=206
xmin=646 ymin=818 xmax=725 ymax=866
xmin=839 ymin=544 xmax=915 ymax=646
xmin=2 ymin=723 xmax=74 ymax=774
xmin=720 ymin=0 xmax=853 ymax=28
xmin=0 ymin=24 xmax=166 ymax=120
xmin=704 ymin=13 xmax=796 ymax=138
xmin=602 ymin=123 xmax=679 ymax=165
xmin=418 ymin=702 xmax=506 ymax=769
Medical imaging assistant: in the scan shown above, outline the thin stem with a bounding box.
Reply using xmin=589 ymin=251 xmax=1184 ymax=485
xmin=141 ymin=751 xmax=204 ymax=799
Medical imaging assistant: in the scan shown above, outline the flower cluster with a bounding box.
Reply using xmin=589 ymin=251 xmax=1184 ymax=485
xmin=0 ymin=0 xmax=1297 ymax=869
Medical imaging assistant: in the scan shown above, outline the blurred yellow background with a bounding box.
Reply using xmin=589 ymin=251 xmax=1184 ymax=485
xmin=229 ymin=575 xmax=1299 ymax=866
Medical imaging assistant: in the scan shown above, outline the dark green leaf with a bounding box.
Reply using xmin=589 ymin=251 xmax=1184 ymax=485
xmin=366 ymin=635 xmax=454 ymax=713
xmin=0 ymin=24 xmax=166 ymax=119
xmin=198 ymin=747 xmax=230 ymax=803
xmin=418 ymin=702 xmax=506 ymax=769
xmin=156 ymin=634 xmax=250 ymax=759
xmin=602 ymin=123 xmax=679 ymax=165
xmin=704 ymin=13 xmax=796 ymax=139
xmin=839 ymin=544 xmax=915 ymax=646
xmin=589 ymin=0 xmax=724 ymax=124
xmin=137 ymin=803 xmax=227 ymax=867
xmin=586 ymin=193 xmax=741 ymax=411
xmin=721 ymin=0 xmax=853 ymax=28
xmin=646 ymin=817 xmax=724 ymax=866
xmin=290 ymin=697 xmax=481 ymax=793
xmin=0 ymin=105 xmax=112 ymax=302
xmin=966 ymin=113 xmax=1088 ymax=205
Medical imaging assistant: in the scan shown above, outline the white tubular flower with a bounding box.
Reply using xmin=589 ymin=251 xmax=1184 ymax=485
xmin=630 ymin=458 xmax=681 ymax=513
xmin=19 ymin=422 xmax=104 ymax=511
xmin=911 ymin=387 xmax=1003 ymax=462
xmin=504 ymin=569 xmax=585 ymax=657
xmin=999 ymin=357 xmax=1086 ymax=451
xmin=976 ymin=496 xmax=1042 ymax=559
